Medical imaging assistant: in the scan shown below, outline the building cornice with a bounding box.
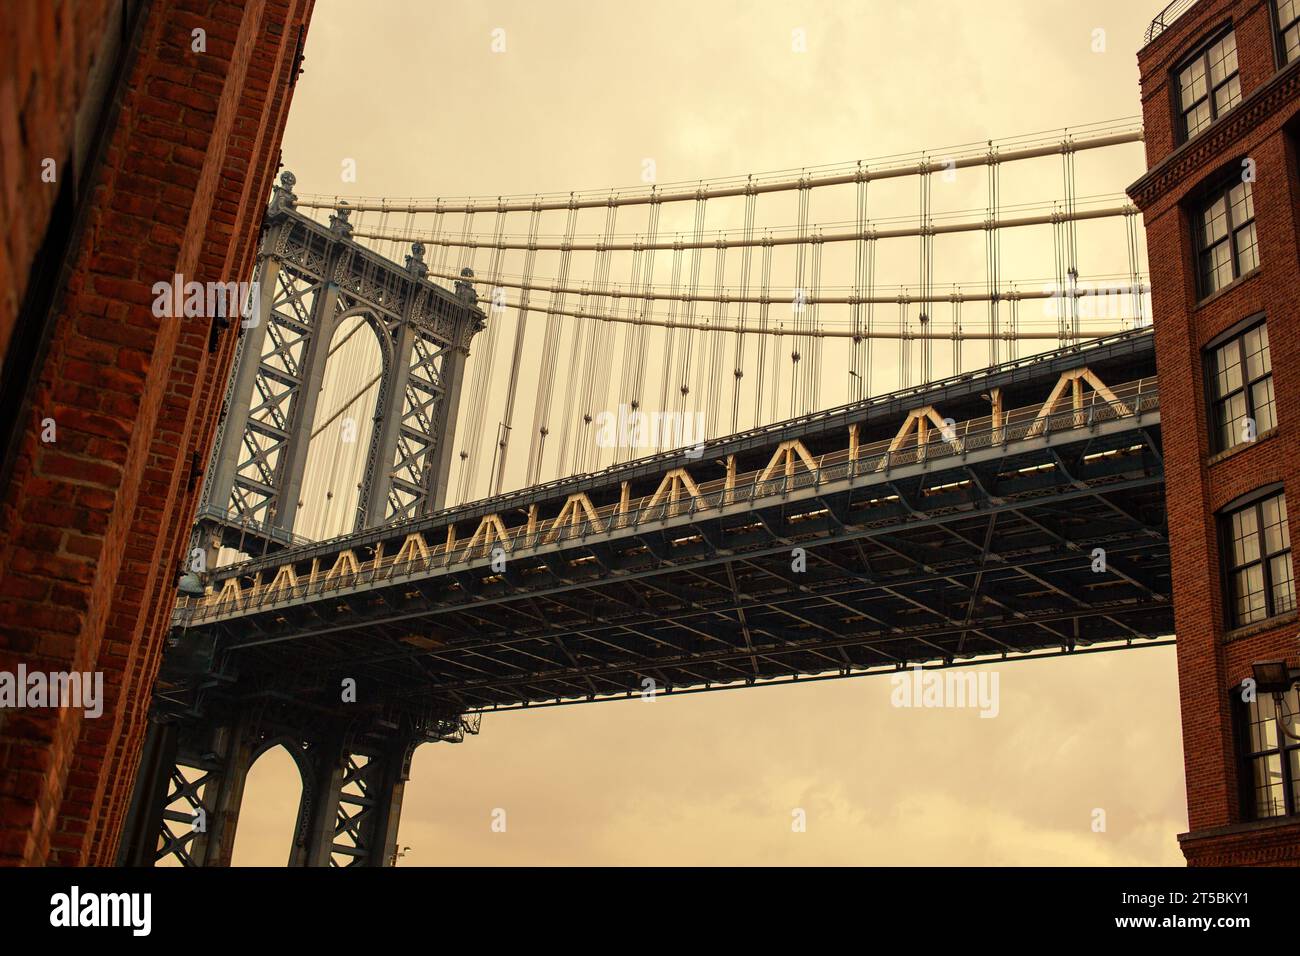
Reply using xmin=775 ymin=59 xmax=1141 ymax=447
xmin=1128 ymin=58 xmax=1300 ymax=210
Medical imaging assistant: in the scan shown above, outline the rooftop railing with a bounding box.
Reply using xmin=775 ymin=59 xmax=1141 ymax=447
xmin=1145 ymin=0 xmax=1200 ymax=45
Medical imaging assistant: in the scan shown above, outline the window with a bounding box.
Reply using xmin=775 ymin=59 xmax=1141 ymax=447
xmin=1196 ymin=177 xmax=1259 ymax=297
xmin=1208 ymin=319 xmax=1275 ymax=452
xmin=1241 ymin=684 xmax=1300 ymax=818
xmin=1178 ymin=30 xmax=1242 ymax=139
xmin=1278 ymin=0 xmax=1300 ymax=65
xmin=1221 ymin=490 xmax=1296 ymax=627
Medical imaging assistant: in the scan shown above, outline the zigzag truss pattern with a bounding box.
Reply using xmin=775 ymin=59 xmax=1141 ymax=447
xmin=192 ymin=364 xmax=1153 ymax=620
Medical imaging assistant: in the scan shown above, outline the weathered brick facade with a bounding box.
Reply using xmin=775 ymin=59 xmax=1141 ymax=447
xmin=0 ymin=0 xmax=313 ymax=866
xmin=1129 ymin=0 xmax=1300 ymax=865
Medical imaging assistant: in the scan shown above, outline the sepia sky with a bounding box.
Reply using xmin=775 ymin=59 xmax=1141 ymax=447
xmin=226 ymin=0 xmax=1187 ymax=866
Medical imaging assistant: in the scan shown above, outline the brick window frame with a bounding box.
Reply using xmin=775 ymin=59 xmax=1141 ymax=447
xmin=1191 ymin=171 xmax=1260 ymax=299
xmin=1174 ymin=26 xmax=1242 ymax=142
xmin=1237 ymin=679 xmax=1300 ymax=820
xmin=1204 ymin=314 xmax=1276 ymax=454
xmin=1219 ymin=485 xmax=1297 ymax=629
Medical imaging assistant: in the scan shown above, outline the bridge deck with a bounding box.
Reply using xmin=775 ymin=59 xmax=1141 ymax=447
xmin=162 ymin=331 xmax=1170 ymax=723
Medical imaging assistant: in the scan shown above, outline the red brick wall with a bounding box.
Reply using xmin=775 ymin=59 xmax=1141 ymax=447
xmin=1130 ymin=0 xmax=1300 ymax=865
xmin=0 ymin=0 xmax=314 ymax=866
xmin=0 ymin=0 xmax=117 ymax=371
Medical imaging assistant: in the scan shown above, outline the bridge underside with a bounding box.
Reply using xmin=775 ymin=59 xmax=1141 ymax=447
xmin=165 ymin=420 xmax=1170 ymax=718
xmin=132 ymin=333 xmax=1171 ymax=865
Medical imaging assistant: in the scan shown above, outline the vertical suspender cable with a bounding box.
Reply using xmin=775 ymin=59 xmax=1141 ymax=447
xmin=702 ymin=239 xmax=728 ymax=440
xmin=454 ymin=209 xmax=508 ymax=502
xmin=526 ymin=200 xmax=579 ymax=486
xmin=753 ymin=236 xmax=773 ymax=427
xmin=567 ymin=200 xmax=618 ymax=474
xmin=790 ymin=178 xmax=810 ymax=417
xmin=850 ymin=169 xmax=868 ymax=402
xmin=1062 ymin=135 xmax=1080 ymax=343
xmin=807 ymin=232 xmax=823 ymax=413
xmin=623 ymin=193 xmax=661 ymax=463
xmin=918 ymin=157 xmax=934 ymax=384
xmin=729 ymin=186 xmax=757 ymax=434
xmin=491 ymin=202 xmax=542 ymax=495
xmin=676 ymin=195 xmax=708 ymax=419
xmin=658 ymin=241 xmax=685 ymax=422
xmin=985 ymin=142 xmax=1001 ymax=368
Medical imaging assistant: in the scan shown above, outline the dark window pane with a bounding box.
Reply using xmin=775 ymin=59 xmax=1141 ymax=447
xmin=1282 ymin=688 xmax=1300 ymax=740
xmin=1251 ymin=693 xmax=1279 ymax=751
xmin=1235 ymin=565 xmax=1266 ymax=623
xmin=1215 ymin=340 xmax=1243 ymax=396
xmin=1271 ymin=554 xmax=1296 ymax=614
xmin=1209 ymin=33 xmax=1238 ymax=83
xmin=1254 ymin=754 xmax=1286 ymax=817
xmin=1244 ymin=325 xmax=1271 ymax=378
xmin=1203 ymin=196 xmax=1228 ymax=244
xmin=1236 ymin=222 xmax=1259 ymax=275
xmin=1233 ymin=507 xmax=1260 ymax=563
xmin=1262 ymin=495 xmax=1289 ymax=552
xmin=1281 ymin=2 xmax=1300 ymax=63
xmin=1180 ymin=58 xmax=1208 ymax=108
xmin=1213 ymin=74 xmax=1241 ymax=114
xmin=1215 ymin=393 xmax=1242 ymax=449
xmin=1201 ymin=243 xmax=1232 ymax=294
xmin=1253 ymin=379 xmax=1277 ymax=433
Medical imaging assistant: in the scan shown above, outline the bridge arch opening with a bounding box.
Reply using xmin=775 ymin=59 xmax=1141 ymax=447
xmin=297 ymin=311 xmax=386 ymax=540
xmin=230 ymin=742 xmax=306 ymax=866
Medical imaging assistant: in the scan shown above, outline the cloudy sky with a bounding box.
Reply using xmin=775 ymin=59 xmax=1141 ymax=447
xmin=225 ymin=0 xmax=1186 ymax=866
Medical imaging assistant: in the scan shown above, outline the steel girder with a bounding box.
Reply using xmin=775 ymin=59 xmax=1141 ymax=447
xmin=168 ymin=414 xmax=1170 ymax=720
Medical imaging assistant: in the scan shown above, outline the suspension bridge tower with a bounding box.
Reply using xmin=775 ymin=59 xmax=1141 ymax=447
xmin=195 ymin=171 xmax=487 ymax=560
xmin=116 ymin=175 xmax=487 ymax=867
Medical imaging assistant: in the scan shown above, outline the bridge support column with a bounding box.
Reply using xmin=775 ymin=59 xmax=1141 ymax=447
xmin=117 ymin=717 xmax=179 ymax=866
xmin=184 ymin=716 xmax=257 ymax=867
xmin=361 ymin=320 xmax=417 ymax=528
xmin=429 ymin=344 xmax=469 ymax=512
xmin=119 ymin=712 xmax=257 ymax=867
xmin=205 ymin=257 xmax=279 ymax=523
xmin=292 ymin=732 xmax=417 ymax=867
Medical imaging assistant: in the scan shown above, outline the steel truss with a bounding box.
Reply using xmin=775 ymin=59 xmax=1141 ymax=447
xmin=134 ymin=330 xmax=1169 ymax=866
xmin=174 ymin=331 xmax=1169 ymax=710
xmin=200 ymin=173 xmax=486 ymax=556
xmin=118 ymin=698 xmax=475 ymax=867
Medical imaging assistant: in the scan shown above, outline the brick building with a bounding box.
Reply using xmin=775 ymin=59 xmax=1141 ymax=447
xmin=1129 ymin=0 xmax=1300 ymax=865
xmin=0 ymin=0 xmax=313 ymax=865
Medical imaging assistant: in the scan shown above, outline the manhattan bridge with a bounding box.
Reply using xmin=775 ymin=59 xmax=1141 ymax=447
xmin=119 ymin=118 xmax=1172 ymax=867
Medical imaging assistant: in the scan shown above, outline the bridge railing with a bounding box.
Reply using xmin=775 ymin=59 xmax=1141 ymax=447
xmin=176 ymin=376 xmax=1159 ymax=624
xmin=194 ymin=504 xmax=315 ymax=548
